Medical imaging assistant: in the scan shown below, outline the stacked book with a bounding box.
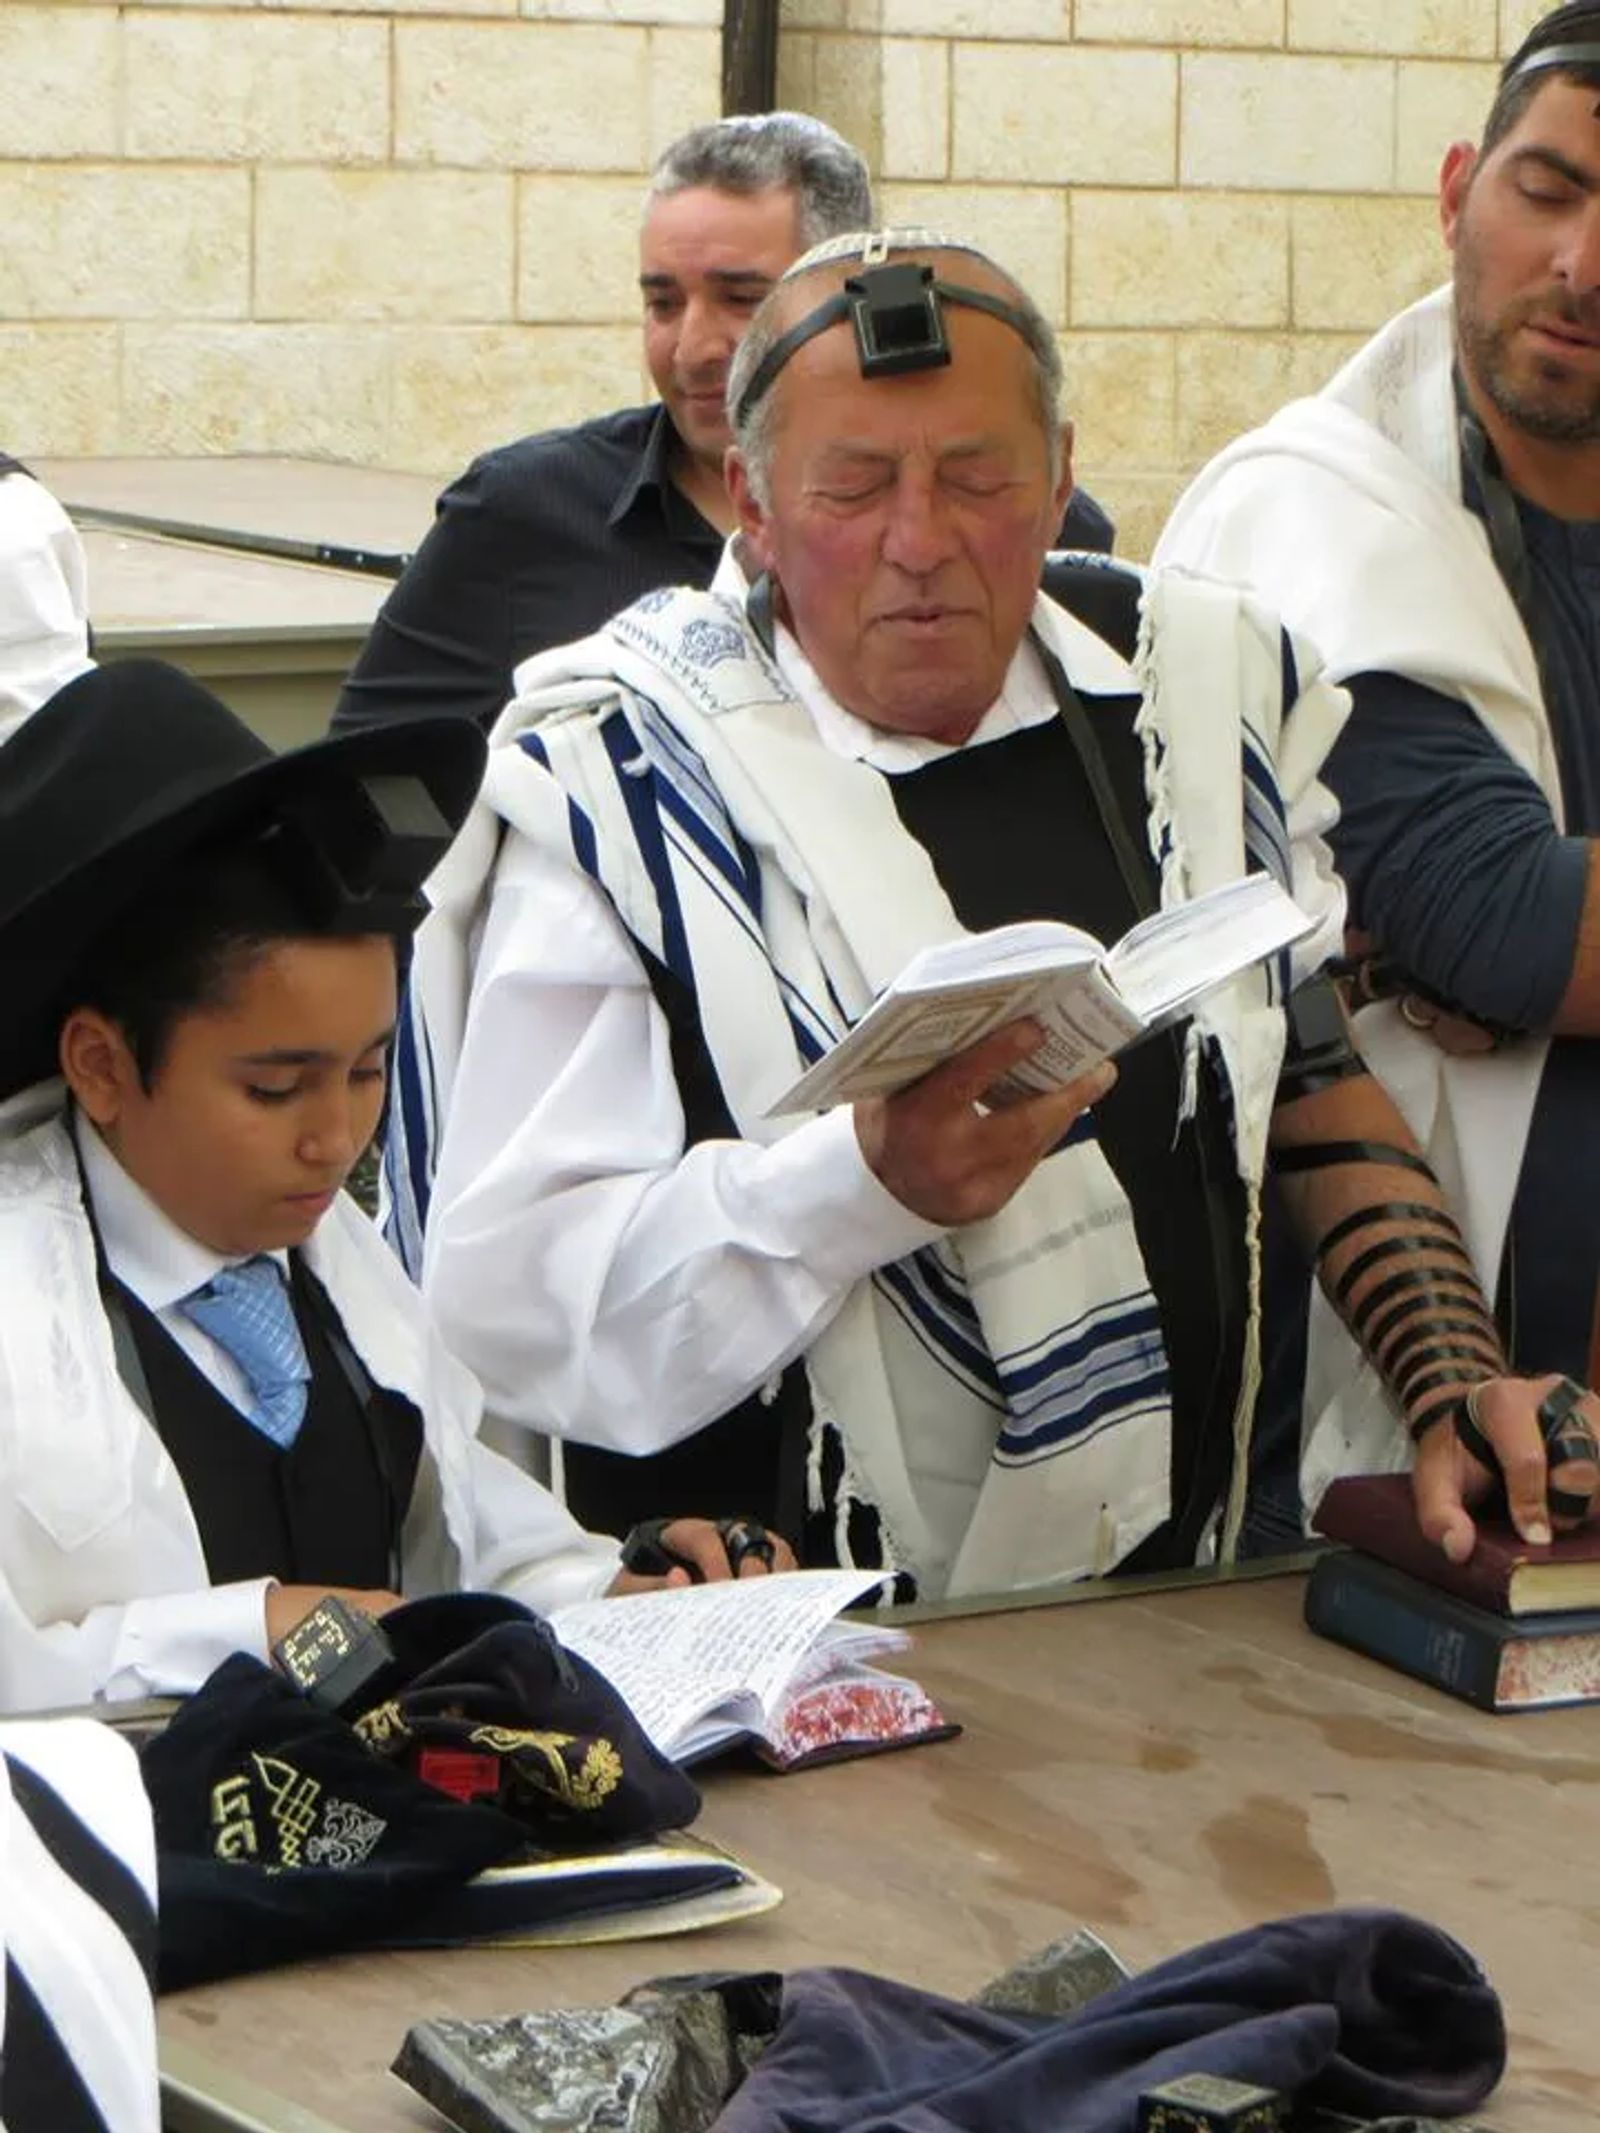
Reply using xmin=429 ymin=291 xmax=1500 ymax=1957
xmin=1305 ymin=1474 xmax=1600 ymax=1711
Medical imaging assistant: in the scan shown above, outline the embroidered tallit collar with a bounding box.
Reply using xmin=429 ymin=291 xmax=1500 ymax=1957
xmin=708 ymin=540 xmax=1139 ymax=772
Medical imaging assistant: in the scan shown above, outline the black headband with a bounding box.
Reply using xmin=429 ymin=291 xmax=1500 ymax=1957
xmin=1506 ymin=37 xmax=1600 ymax=80
xmin=732 ymin=260 xmax=1038 ymax=427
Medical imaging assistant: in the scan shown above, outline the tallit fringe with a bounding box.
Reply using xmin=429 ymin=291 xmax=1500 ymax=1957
xmin=1219 ymin=1177 xmax=1265 ymax=1565
xmin=1131 ymin=569 xmax=1203 ymax=1131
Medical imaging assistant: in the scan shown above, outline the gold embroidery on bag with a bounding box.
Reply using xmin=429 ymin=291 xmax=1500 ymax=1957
xmin=353 ymin=1698 xmax=410 ymax=1751
xmin=253 ymin=1754 xmax=322 ymax=1867
xmin=467 ymin=1726 xmax=624 ymax=1810
xmin=210 ymin=1773 xmax=258 ymax=1861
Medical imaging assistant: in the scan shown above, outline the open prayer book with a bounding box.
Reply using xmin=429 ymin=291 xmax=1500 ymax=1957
xmin=770 ymin=873 xmax=1312 ymax=1115
xmin=548 ymin=1567 xmax=954 ymax=1770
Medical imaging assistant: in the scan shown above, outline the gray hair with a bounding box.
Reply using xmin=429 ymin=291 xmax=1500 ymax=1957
xmin=647 ymin=113 xmax=873 ymax=249
xmin=727 ymin=228 xmax=1065 ymax=508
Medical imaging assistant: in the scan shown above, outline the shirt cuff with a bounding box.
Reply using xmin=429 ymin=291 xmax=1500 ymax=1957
xmin=105 ymin=1579 xmax=275 ymax=1701
xmin=750 ymin=1107 xmax=948 ymax=1288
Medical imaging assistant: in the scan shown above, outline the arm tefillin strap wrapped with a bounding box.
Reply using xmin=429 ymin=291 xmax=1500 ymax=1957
xmin=1276 ymin=975 xmax=1364 ymax=1105
xmin=1275 ymin=1137 xmax=1503 ymax=1440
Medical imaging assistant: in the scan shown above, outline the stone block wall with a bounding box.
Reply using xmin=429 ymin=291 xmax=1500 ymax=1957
xmin=0 ymin=0 xmax=1553 ymax=551
xmin=1 ymin=1 xmax=719 ymax=474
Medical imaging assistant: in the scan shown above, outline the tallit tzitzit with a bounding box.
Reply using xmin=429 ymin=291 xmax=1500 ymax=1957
xmin=1158 ymin=284 xmax=1554 ymax=1506
xmin=395 ymin=557 xmax=1344 ymax=1595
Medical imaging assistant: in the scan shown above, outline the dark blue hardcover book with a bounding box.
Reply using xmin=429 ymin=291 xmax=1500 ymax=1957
xmin=1305 ymin=1550 xmax=1600 ymax=1711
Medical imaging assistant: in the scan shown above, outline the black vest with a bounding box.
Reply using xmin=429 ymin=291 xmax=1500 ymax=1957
xmin=114 ymin=1259 xmax=423 ymax=1590
xmin=565 ymin=562 xmax=1246 ymax=1569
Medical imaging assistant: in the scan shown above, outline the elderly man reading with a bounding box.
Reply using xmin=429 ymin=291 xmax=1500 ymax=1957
xmin=395 ymin=232 xmax=1597 ymax=1599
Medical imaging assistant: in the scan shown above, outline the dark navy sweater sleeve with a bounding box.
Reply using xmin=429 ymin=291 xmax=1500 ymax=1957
xmin=1325 ymin=670 xmax=1588 ymax=1030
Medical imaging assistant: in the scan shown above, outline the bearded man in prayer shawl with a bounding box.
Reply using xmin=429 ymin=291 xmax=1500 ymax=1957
xmin=395 ymin=230 xmax=1599 ymax=1601
xmin=1158 ymin=4 xmax=1600 ymax=1539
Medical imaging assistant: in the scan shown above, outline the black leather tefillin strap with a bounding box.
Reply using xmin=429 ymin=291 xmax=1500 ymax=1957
xmin=621 ymin=1516 xmax=777 ymax=1580
xmin=1456 ymin=1376 xmax=1600 ymax=1522
xmin=1277 ymin=974 xmax=1365 ymax=1105
xmin=1274 ymin=1139 xmax=1504 ymax=1443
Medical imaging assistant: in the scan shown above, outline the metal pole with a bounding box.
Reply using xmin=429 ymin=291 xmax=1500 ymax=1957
xmin=722 ymin=0 xmax=779 ymax=115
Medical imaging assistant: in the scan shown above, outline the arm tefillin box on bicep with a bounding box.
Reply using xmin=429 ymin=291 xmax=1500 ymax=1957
xmin=1137 ymin=2073 xmax=1283 ymax=2133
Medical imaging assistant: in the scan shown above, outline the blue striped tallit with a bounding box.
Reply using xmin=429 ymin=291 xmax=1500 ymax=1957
xmin=394 ymin=564 xmax=1328 ymax=1594
xmin=0 ymin=1720 xmax=160 ymax=2133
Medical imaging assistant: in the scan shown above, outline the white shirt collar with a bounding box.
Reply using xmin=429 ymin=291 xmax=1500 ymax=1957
xmin=710 ymin=537 xmax=1139 ymax=772
xmin=73 ymin=1109 xmax=286 ymax=1315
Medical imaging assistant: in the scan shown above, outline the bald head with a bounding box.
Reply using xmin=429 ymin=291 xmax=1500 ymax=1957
xmin=720 ymin=231 xmax=1074 ymax=748
xmin=726 ymin=232 xmax=1066 ymax=507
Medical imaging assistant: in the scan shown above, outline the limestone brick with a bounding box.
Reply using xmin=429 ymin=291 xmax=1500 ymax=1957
xmin=883 ymin=39 xmax=949 ymax=180
xmin=1499 ymin=0 xmax=1550 ymax=51
xmin=395 ymin=21 xmax=648 ymax=171
xmin=775 ymin=30 xmax=817 ymax=112
xmin=257 ymin=171 xmax=513 ymax=322
xmin=779 ymin=0 xmax=850 ymax=24
xmin=646 ymin=28 xmax=721 ymax=160
xmin=519 ymin=176 xmax=646 ymax=320
xmin=120 ymin=325 xmax=393 ymax=460
xmin=389 ymin=324 xmax=644 ymax=470
xmin=1292 ymin=195 xmax=1444 ymax=330
xmin=522 ymin=1 xmax=720 ymax=19
xmin=1072 ymin=191 xmax=1289 ymax=329
xmin=880 ymin=183 xmax=1067 ymax=321
xmin=0 ymin=7 xmax=118 ymax=160
xmin=0 ymin=327 xmax=121 ymax=456
xmin=123 ymin=13 xmax=389 ymax=163
xmin=1075 ymin=471 xmax=1178 ymax=564
xmin=1287 ymin=0 xmax=1496 ymax=56
xmin=953 ymin=45 xmax=1177 ymax=187
xmin=1395 ymin=62 xmax=1500 ymax=193
xmin=1059 ymin=332 xmax=1177 ymax=468
xmin=255 ymin=0 xmax=513 ymax=13
xmin=1075 ymin=0 xmax=1282 ymax=47
xmin=881 ymin=2 xmax=1065 ymax=33
xmin=1181 ymin=54 xmax=1395 ymax=192
xmin=0 ymin=167 xmax=248 ymax=320
xmin=810 ymin=35 xmax=886 ymax=171
xmin=1175 ymin=329 xmax=1363 ymax=463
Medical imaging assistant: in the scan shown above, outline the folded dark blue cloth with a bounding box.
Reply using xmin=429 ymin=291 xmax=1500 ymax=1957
xmin=709 ymin=1909 xmax=1504 ymax=2133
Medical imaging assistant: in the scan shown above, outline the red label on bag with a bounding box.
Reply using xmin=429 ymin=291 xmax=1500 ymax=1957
xmin=416 ymin=1748 xmax=502 ymax=1803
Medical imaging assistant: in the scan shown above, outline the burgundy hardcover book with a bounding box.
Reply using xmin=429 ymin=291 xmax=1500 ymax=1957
xmin=1314 ymin=1474 xmax=1600 ymax=1617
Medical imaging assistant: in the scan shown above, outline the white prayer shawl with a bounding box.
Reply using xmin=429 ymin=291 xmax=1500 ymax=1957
xmin=0 ymin=1089 xmax=617 ymax=1714
xmin=398 ymin=569 xmax=1345 ymax=1597
xmin=1157 ymin=284 xmax=1555 ymax=1507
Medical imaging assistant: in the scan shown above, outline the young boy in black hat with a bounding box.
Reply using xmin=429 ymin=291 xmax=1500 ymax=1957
xmin=0 ymin=659 xmax=791 ymax=1715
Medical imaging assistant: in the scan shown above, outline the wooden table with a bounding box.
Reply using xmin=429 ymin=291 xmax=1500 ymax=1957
xmin=158 ymin=1570 xmax=1597 ymax=2131
xmin=33 ymin=457 xmax=443 ymax=748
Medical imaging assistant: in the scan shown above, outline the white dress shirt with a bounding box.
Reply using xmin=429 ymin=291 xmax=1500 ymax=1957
xmin=0 ymin=470 xmax=92 ymax=742
xmin=421 ymin=558 xmax=1148 ymax=1457
xmin=76 ymin=1115 xmax=288 ymax=1422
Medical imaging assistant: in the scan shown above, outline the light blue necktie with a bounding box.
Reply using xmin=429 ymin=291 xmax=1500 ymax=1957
xmin=179 ymin=1256 xmax=311 ymax=1449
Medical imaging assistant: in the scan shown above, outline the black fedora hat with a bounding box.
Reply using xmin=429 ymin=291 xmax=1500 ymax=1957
xmin=0 ymin=659 xmax=486 ymax=1100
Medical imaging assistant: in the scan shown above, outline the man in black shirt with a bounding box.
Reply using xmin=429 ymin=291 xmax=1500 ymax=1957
xmin=401 ymin=231 xmax=1593 ymax=1596
xmin=333 ymin=116 xmax=1112 ymax=737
